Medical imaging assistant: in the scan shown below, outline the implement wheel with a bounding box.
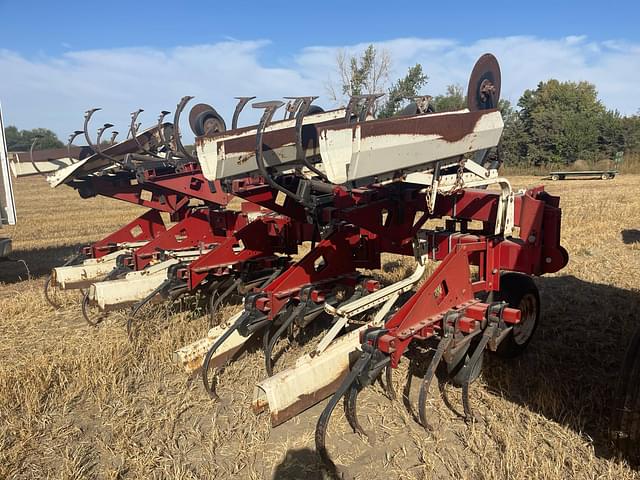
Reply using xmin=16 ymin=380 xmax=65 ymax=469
xmin=551 ymin=174 xmax=560 ymax=181
xmin=494 ymin=272 xmax=540 ymax=358
xmin=612 ymin=326 xmax=640 ymax=463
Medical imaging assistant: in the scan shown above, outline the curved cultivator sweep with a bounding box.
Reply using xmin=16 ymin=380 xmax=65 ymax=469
xmin=40 ymin=53 xmax=568 ymax=475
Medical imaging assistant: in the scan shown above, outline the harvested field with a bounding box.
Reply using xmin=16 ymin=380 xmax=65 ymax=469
xmin=1 ymin=174 xmax=640 ymax=479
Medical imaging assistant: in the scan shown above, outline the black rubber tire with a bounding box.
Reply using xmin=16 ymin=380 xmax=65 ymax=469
xmin=306 ymin=105 xmax=324 ymax=116
xmin=494 ymin=272 xmax=540 ymax=358
xmin=193 ymin=109 xmax=226 ymax=136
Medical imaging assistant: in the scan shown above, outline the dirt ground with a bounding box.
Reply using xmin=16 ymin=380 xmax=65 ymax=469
xmin=1 ymin=174 xmax=640 ymax=479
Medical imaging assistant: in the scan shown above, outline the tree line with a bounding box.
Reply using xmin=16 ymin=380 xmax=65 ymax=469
xmin=328 ymin=45 xmax=640 ymax=167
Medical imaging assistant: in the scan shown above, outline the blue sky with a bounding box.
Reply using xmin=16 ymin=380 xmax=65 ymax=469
xmin=0 ymin=0 xmax=638 ymax=138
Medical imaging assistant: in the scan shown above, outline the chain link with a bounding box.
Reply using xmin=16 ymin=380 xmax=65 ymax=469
xmin=444 ymin=158 xmax=467 ymax=196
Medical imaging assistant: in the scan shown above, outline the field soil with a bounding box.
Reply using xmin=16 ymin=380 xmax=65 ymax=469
xmin=1 ymin=175 xmax=640 ymax=479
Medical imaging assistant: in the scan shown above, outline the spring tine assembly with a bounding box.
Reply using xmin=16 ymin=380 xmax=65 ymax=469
xmin=284 ymin=97 xmax=304 ymax=120
xmin=201 ymin=312 xmax=249 ymax=400
xmin=67 ymin=130 xmax=84 ymax=163
xmin=232 ymin=96 xmax=256 ymax=130
xmin=264 ymin=302 xmax=305 ymax=376
xmin=344 ymin=94 xmax=384 ymax=122
xmin=283 ymin=96 xmax=328 ymax=181
xmin=417 ymin=334 xmax=453 ymax=430
xmin=28 ymin=136 xmax=44 ymax=175
xmin=96 ymin=123 xmax=115 ymax=158
xmin=130 ymin=109 xmax=160 ymax=157
xmin=252 ymin=100 xmax=302 ymax=202
xmin=83 ymin=109 xmax=121 ymax=165
xmin=173 ymin=96 xmax=197 ymax=162
xmin=315 ymin=328 xmax=389 ymax=471
xmin=157 ymin=110 xmax=174 ymax=158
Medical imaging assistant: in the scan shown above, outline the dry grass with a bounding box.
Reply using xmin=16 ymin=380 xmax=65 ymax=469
xmin=501 ymin=152 xmax=640 ymax=177
xmin=1 ymin=175 xmax=640 ymax=479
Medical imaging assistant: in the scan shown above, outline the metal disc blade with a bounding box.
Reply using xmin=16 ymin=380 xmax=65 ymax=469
xmin=467 ymin=54 xmax=501 ymax=111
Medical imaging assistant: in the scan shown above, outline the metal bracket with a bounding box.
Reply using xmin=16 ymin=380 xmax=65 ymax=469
xmin=345 ymin=93 xmax=384 ymax=122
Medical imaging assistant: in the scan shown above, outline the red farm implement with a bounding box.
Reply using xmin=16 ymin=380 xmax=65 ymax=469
xmin=36 ymin=53 xmax=577 ymax=473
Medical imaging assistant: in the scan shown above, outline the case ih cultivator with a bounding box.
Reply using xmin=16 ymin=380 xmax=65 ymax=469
xmin=40 ymin=54 xmax=571 ymax=472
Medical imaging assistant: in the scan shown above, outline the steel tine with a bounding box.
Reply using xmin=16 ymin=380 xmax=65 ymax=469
xmin=173 ymin=96 xmax=197 ymax=162
xmin=459 ymin=321 xmax=498 ymax=422
xmin=283 ymin=97 xmax=304 ymax=120
xmin=173 ymin=96 xmax=198 ymax=163
xmin=209 ymin=278 xmax=242 ymax=328
xmin=252 ymin=100 xmax=303 ymax=203
xmin=201 ymin=313 xmax=247 ymax=400
xmin=417 ymin=335 xmax=452 ymax=431
xmin=316 ymin=352 xmax=373 ymax=472
xmin=28 ymin=135 xmax=45 ymax=175
xmin=264 ymin=303 xmax=303 ymax=376
xmin=129 ymin=109 xmax=160 ymax=157
xmin=232 ymin=96 xmax=256 ymax=130
xmin=83 ymin=108 xmax=101 ymax=148
xmin=127 ymin=278 xmax=173 ymax=341
xmin=287 ymin=96 xmax=328 ymax=181
xmin=96 ymin=123 xmax=114 ymax=150
xmin=109 ymin=131 xmax=119 ymax=145
xmin=83 ymin=109 xmax=121 ymax=164
xmin=360 ymin=93 xmax=384 ymax=121
xmin=67 ymin=130 xmax=84 ymax=163
xmin=157 ymin=110 xmax=170 ymax=146
xmin=384 ymin=363 xmax=396 ymax=400
xmin=345 ymin=383 xmax=369 ymax=441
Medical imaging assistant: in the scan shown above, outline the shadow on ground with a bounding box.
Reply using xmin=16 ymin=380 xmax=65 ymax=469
xmin=622 ymin=229 xmax=640 ymax=245
xmin=483 ymin=274 xmax=640 ymax=461
xmin=0 ymin=243 xmax=84 ymax=283
xmin=275 ymin=274 xmax=640 ymax=473
xmin=272 ymin=448 xmax=325 ymax=480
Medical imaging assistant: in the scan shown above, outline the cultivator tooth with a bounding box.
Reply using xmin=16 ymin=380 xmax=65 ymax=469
xmin=231 ymin=96 xmax=255 ymax=129
xmin=252 ymin=260 xmax=426 ymax=425
xmin=129 ymin=109 xmax=158 ymax=157
xmin=67 ymin=130 xmax=85 ymax=163
xmin=173 ymin=96 xmax=195 ymax=161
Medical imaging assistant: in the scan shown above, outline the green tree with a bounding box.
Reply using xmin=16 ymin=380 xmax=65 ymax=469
xmin=516 ymin=80 xmax=606 ymax=165
xmin=327 ymin=44 xmax=391 ymax=116
xmin=432 ymin=84 xmax=466 ymax=112
xmin=378 ymin=64 xmax=429 ymax=118
xmin=4 ymin=126 xmax=63 ymax=151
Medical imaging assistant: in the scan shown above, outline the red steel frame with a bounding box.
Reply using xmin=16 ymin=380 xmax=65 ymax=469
xmin=219 ymin=180 xmax=567 ymax=340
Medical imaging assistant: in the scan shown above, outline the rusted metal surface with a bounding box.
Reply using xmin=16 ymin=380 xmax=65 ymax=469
xmin=467 ymin=53 xmax=501 ymax=111
xmin=318 ymin=109 xmax=503 ymax=184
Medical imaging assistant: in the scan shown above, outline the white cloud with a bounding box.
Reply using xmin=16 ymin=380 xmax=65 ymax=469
xmin=0 ymin=35 xmax=638 ymax=141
